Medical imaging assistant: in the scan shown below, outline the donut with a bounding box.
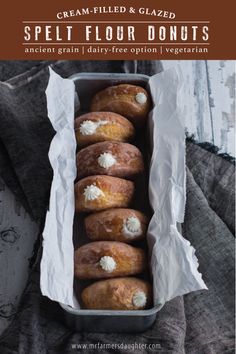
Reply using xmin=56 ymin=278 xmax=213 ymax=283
xmin=75 ymin=175 xmax=134 ymax=212
xmin=76 ymin=141 xmax=144 ymax=180
xmin=75 ymin=111 xmax=135 ymax=148
xmin=90 ymin=84 xmax=151 ymax=127
xmin=84 ymin=208 xmax=148 ymax=243
xmin=81 ymin=277 xmax=152 ymax=310
xmin=74 ymin=241 xmax=146 ymax=279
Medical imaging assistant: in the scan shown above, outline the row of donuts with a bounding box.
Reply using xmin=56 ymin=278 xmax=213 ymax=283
xmin=73 ymin=84 xmax=152 ymax=310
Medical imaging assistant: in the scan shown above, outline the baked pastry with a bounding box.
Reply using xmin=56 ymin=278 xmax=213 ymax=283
xmin=76 ymin=141 xmax=144 ymax=179
xmin=75 ymin=112 xmax=135 ymax=148
xmin=85 ymin=208 xmax=148 ymax=243
xmin=90 ymin=84 xmax=151 ymax=127
xmin=81 ymin=277 xmax=152 ymax=310
xmin=74 ymin=241 xmax=146 ymax=279
xmin=75 ymin=175 xmax=134 ymax=212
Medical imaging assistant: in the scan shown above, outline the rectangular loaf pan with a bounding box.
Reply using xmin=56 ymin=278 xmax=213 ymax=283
xmin=60 ymin=73 xmax=161 ymax=333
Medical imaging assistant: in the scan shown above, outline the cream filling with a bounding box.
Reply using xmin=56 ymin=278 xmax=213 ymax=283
xmin=132 ymin=291 xmax=147 ymax=308
xmin=83 ymin=184 xmax=104 ymax=201
xmin=135 ymin=92 xmax=147 ymax=105
xmin=79 ymin=120 xmax=109 ymax=135
xmin=123 ymin=216 xmax=142 ymax=237
xmin=98 ymin=152 xmax=117 ymax=169
xmin=99 ymin=256 xmax=117 ymax=272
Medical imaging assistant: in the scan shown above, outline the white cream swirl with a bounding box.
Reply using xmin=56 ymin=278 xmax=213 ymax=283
xmin=99 ymin=256 xmax=116 ymax=272
xmin=132 ymin=291 xmax=147 ymax=308
xmin=135 ymin=92 xmax=147 ymax=105
xmin=98 ymin=152 xmax=117 ymax=169
xmin=123 ymin=216 xmax=142 ymax=237
xmin=79 ymin=120 xmax=109 ymax=136
xmin=83 ymin=184 xmax=104 ymax=201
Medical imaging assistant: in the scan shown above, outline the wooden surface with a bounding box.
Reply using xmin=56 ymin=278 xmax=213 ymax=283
xmin=0 ymin=60 xmax=234 ymax=336
xmin=163 ymin=60 xmax=235 ymax=156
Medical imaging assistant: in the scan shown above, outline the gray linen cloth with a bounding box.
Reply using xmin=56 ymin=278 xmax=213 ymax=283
xmin=0 ymin=61 xmax=234 ymax=354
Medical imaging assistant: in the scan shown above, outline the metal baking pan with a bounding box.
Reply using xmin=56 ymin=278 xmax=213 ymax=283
xmin=60 ymin=73 xmax=160 ymax=333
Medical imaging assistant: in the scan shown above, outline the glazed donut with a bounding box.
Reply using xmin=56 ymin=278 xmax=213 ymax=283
xmin=76 ymin=141 xmax=144 ymax=180
xmin=90 ymin=84 xmax=151 ymax=127
xmin=81 ymin=277 xmax=152 ymax=310
xmin=75 ymin=111 xmax=135 ymax=148
xmin=84 ymin=208 xmax=148 ymax=243
xmin=74 ymin=241 xmax=146 ymax=279
xmin=75 ymin=175 xmax=134 ymax=212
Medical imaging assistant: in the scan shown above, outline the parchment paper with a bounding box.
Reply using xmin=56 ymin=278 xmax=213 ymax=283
xmin=41 ymin=67 xmax=207 ymax=309
xmin=148 ymin=68 xmax=207 ymax=306
xmin=40 ymin=68 xmax=77 ymax=307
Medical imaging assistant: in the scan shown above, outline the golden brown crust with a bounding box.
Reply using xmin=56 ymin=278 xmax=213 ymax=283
xmin=90 ymin=84 xmax=151 ymax=127
xmin=74 ymin=241 xmax=146 ymax=279
xmin=75 ymin=111 xmax=135 ymax=148
xmin=85 ymin=208 xmax=148 ymax=242
xmin=75 ymin=175 xmax=134 ymax=212
xmin=76 ymin=141 xmax=144 ymax=179
xmin=81 ymin=277 xmax=152 ymax=310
